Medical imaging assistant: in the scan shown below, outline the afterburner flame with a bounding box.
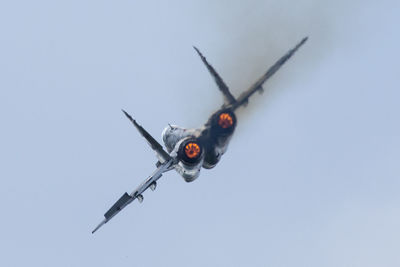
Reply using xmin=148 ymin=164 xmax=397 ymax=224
xmin=218 ymin=113 xmax=234 ymax=129
xmin=184 ymin=142 xmax=201 ymax=159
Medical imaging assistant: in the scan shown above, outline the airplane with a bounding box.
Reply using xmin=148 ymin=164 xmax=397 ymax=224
xmin=92 ymin=37 xmax=308 ymax=234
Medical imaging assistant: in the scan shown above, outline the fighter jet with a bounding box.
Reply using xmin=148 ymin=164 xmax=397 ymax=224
xmin=92 ymin=37 xmax=308 ymax=233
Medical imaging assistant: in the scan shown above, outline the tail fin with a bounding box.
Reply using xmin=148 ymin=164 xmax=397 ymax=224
xmin=122 ymin=109 xmax=171 ymax=163
xmin=193 ymin=46 xmax=237 ymax=106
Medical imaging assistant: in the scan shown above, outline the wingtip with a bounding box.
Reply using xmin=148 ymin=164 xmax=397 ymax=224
xmin=297 ymin=36 xmax=309 ymax=47
xmin=92 ymin=219 xmax=106 ymax=234
xmin=292 ymin=36 xmax=309 ymax=52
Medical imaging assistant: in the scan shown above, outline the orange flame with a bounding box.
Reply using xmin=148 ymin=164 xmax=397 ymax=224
xmin=184 ymin=142 xmax=201 ymax=159
xmin=218 ymin=113 xmax=233 ymax=129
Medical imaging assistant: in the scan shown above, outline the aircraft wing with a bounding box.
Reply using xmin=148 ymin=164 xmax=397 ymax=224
xmin=232 ymin=37 xmax=308 ymax=110
xmin=92 ymin=158 xmax=174 ymax=234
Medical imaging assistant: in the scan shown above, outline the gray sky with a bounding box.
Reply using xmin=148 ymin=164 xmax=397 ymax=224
xmin=0 ymin=0 xmax=399 ymax=266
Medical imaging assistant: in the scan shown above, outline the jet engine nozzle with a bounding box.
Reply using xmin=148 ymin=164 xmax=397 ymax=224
xmin=177 ymin=138 xmax=204 ymax=166
xmin=211 ymin=109 xmax=236 ymax=136
xmin=172 ymin=137 xmax=205 ymax=182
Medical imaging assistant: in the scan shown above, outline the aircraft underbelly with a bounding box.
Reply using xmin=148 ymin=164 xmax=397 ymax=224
xmin=174 ymin=163 xmax=201 ymax=182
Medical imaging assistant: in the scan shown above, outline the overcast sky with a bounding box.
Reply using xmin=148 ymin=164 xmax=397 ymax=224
xmin=0 ymin=0 xmax=399 ymax=266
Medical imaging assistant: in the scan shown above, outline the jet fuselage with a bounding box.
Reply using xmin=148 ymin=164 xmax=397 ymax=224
xmin=92 ymin=37 xmax=308 ymax=234
xmin=162 ymin=108 xmax=237 ymax=182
